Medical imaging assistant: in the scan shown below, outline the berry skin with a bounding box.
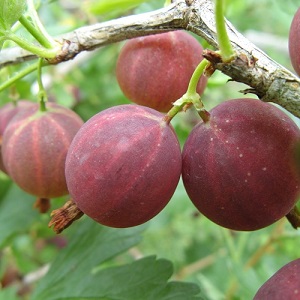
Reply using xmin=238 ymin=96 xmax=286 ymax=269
xmin=65 ymin=104 xmax=182 ymax=228
xmin=289 ymin=8 xmax=300 ymax=76
xmin=0 ymin=100 xmax=35 ymax=174
xmin=2 ymin=103 xmax=84 ymax=198
xmin=253 ymin=258 xmax=300 ymax=300
xmin=182 ymin=98 xmax=300 ymax=231
xmin=116 ymin=31 xmax=207 ymax=112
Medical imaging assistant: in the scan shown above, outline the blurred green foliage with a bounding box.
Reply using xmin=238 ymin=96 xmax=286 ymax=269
xmin=0 ymin=0 xmax=300 ymax=299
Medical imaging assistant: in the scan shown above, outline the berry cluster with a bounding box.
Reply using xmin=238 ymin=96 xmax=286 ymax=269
xmin=2 ymin=14 xmax=300 ymax=296
xmin=2 ymin=30 xmax=300 ymax=232
xmin=0 ymin=102 xmax=83 ymax=211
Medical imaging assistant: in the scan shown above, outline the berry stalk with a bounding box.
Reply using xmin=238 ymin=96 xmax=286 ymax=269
xmin=0 ymin=62 xmax=39 ymax=92
xmin=26 ymin=0 xmax=58 ymax=48
xmin=37 ymin=58 xmax=47 ymax=112
xmin=18 ymin=15 xmax=54 ymax=49
xmin=214 ymin=0 xmax=235 ymax=62
xmin=165 ymin=58 xmax=210 ymax=122
xmin=286 ymin=205 xmax=300 ymax=229
xmin=5 ymin=32 xmax=58 ymax=58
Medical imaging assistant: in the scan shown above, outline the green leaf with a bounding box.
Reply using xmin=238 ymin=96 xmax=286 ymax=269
xmin=0 ymin=174 xmax=11 ymax=199
xmin=0 ymin=0 xmax=27 ymax=30
xmin=0 ymin=287 xmax=19 ymax=300
xmin=83 ymin=256 xmax=203 ymax=300
xmin=31 ymin=218 xmax=145 ymax=300
xmin=32 ymin=217 xmax=203 ymax=300
xmin=0 ymin=182 xmax=40 ymax=248
xmin=86 ymin=0 xmax=151 ymax=16
xmin=34 ymin=253 xmax=203 ymax=300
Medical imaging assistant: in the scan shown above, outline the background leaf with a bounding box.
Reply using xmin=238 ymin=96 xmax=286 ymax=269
xmin=0 ymin=0 xmax=27 ymax=30
xmin=0 ymin=180 xmax=40 ymax=248
xmin=33 ymin=254 xmax=204 ymax=300
xmin=85 ymin=0 xmax=151 ymax=17
xmin=0 ymin=287 xmax=19 ymax=300
xmin=81 ymin=256 xmax=203 ymax=300
xmin=31 ymin=218 xmax=146 ymax=300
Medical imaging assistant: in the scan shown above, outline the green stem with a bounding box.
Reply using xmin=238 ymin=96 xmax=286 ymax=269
xmin=164 ymin=100 xmax=189 ymax=124
xmin=185 ymin=59 xmax=209 ymax=97
xmin=6 ymin=32 xmax=58 ymax=58
xmin=286 ymin=205 xmax=300 ymax=229
xmin=19 ymin=15 xmax=53 ymax=49
xmin=164 ymin=58 xmax=210 ymax=123
xmin=0 ymin=62 xmax=39 ymax=92
xmin=26 ymin=0 xmax=57 ymax=47
xmin=215 ymin=0 xmax=234 ymax=62
xmin=37 ymin=58 xmax=47 ymax=112
xmin=185 ymin=58 xmax=211 ymax=122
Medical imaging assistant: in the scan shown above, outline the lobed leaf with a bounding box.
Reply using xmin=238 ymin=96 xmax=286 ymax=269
xmin=31 ymin=218 xmax=145 ymax=300
xmin=31 ymin=217 xmax=203 ymax=300
xmin=34 ymin=253 xmax=203 ymax=300
xmin=78 ymin=256 xmax=203 ymax=300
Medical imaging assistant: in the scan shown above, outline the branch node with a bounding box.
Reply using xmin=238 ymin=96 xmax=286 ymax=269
xmin=202 ymin=49 xmax=223 ymax=64
xmin=46 ymin=39 xmax=81 ymax=64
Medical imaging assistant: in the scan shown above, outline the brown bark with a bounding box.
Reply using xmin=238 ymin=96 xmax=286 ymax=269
xmin=1 ymin=0 xmax=300 ymax=117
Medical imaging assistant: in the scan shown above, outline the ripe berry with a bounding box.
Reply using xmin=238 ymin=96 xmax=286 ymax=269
xmin=65 ymin=104 xmax=182 ymax=228
xmin=0 ymin=100 xmax=35 ymax=174
xmin=2 ymin=103 xmax=84 ymax=198
xmin=289 ymin=8 xmax=300 ymax=76
xmin=253 ymin=258 xmax=300 ymax=299
xmin=116 ymin=31 xmax=207 ymax=112
xmin=182 ymin=98 xmax=300 ymax=231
